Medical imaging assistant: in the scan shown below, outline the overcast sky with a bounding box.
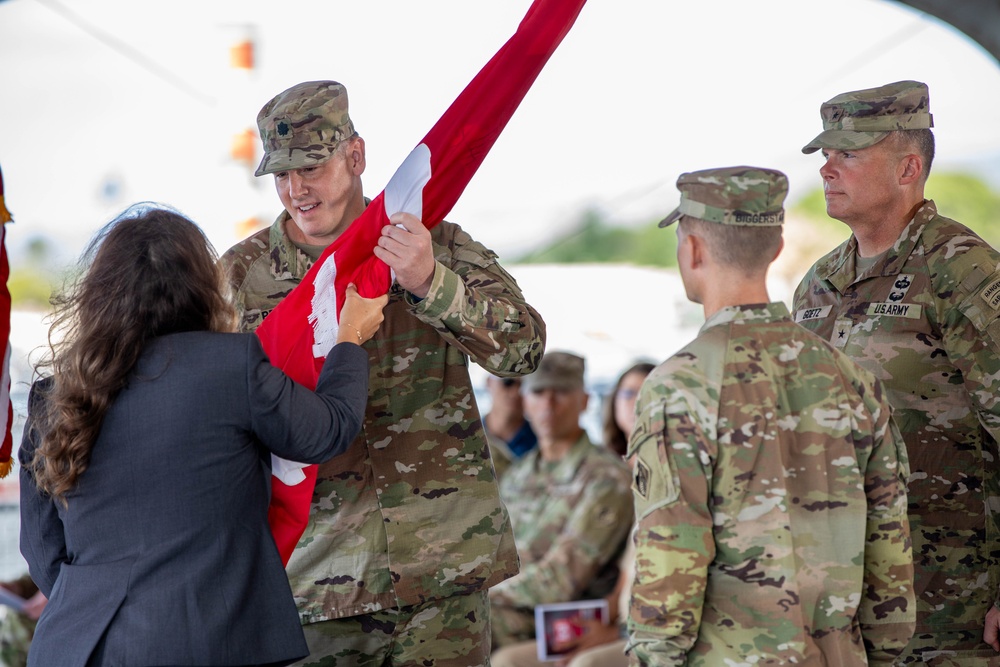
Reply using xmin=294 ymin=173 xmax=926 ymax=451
xmin=1 ymin=0 xmax=999 ymax=264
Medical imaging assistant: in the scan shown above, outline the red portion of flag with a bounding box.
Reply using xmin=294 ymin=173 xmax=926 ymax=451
xmin=256 ymin=0 xmax=587 ymax=564
xmin=267 ymin=465 xmax=319 ymax=561
xmin=0 ymin=164 xmax=13 ymax=478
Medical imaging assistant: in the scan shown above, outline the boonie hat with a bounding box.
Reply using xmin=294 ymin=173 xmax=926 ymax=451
xmin=659 ymin=166 xmax=787 ymax=228
xmin=801 ymin=80 xmax=932 ymax=154
xmin=254 ymin=81 xmax=357 ymax=177
xmin=522 ymin=351 xmax=585 ymax=392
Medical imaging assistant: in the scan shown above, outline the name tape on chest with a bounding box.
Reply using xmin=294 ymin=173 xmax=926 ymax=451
xmin=866 ymin=302 xmax=922 ymax=319
xmin=794 ymin=305 xmax=832 ymax=323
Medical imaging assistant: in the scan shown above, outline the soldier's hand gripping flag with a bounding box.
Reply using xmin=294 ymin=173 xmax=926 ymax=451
xmin=255 ymin=0 xmax=587 ymax=564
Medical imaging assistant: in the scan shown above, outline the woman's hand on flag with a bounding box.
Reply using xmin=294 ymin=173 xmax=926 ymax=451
xmin=375 ymin=212 xmax=436 ymax=298
xmin=337 ymin=284 xmax=388 ymax=346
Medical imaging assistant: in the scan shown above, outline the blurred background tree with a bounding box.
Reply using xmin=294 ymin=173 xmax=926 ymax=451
xmin=9 ymin=236 xmax=55 ymax=308
xmin=517 ymin=170 xmax=1000 ymax=277
xmin=515 ymin=208 xmax=678 ymax=267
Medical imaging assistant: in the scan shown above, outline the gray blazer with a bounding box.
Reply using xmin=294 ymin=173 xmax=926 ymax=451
xmin=19 ymin=332 xmax=368 ymax=667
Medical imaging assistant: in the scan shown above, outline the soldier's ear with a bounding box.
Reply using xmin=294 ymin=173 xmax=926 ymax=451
xmin=350 ymin=137 xmax=366 ymax=176
xmin=898 ymin=152 xmax=922 ymax=186
xmin=675 ymin=227 xmax=699 ymax=277
xmin=772 ymin=236 xmax=785 ymax=263
xmin=686 ymin=231 xmax=707 ymax=269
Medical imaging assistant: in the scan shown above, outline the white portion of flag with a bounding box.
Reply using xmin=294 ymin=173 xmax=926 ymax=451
xmin=384 ymin=143 xmax=432 ymax=219
xmin=309 ymin=252 xmax=340 ymax=358
xmin=271 ymin=454 xmax=308 ymax=486
xmin=306 ymin=143 xmax=431 ymax=360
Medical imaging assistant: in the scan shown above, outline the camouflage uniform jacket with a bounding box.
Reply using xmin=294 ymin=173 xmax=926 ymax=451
xmin=484 ymin=418 xmax=536 ymax=480
xmin=221 ymin=210 xmax=546 ymax=623
xmin=626 ymin=302 xmax=914 ymax=667
xmin=793 ymin=201 xmax=1000 ymax=660
xmin=492 ymin=433 xmax=634 ymax=609
xmin=485 ymin=426 xmax=516 ymax=480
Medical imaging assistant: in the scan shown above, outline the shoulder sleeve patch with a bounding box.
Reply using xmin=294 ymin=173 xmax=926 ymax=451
xmin=955 ymin=268 xmax=1000 ymax=339
xmin=628 ymin=401 xmax=680 ymax=520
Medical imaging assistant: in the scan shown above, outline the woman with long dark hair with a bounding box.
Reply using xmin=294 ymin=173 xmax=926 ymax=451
xmin=19 ymin=204 xmax=386 ymax=667
xmin=601 ymin=361 xmax=655 ymax=457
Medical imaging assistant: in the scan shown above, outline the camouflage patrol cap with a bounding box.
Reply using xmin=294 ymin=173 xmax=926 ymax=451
xmin=659 ymin=166 xmax=787 ymax=228
xmin=254 ymin=81 xmax=357 ymax=177
xmin=801 ymin=80 xmax=933 ymax=154
xmin=522 ymin=351 xmax=586 ymax=392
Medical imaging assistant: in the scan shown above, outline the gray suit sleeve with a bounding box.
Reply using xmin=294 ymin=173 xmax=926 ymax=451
xmin=18 ymin=380 xmax=67 ymax=597
xmin=246 ymin=337 xmax=368 ymax=463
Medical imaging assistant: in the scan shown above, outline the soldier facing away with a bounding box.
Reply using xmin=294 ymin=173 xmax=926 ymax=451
xmin=221 ymin=81 xmax=546 ymax=666
xmin=793 ymin=80 xmax=1000 ymax=665
xmin=626 ymin=166 xmax=915 ymax=666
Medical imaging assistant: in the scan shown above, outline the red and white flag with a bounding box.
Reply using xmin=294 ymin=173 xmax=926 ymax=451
xmin=255 ymin=0 xmax=587 ymax=563
xmin=0 ymin=164 xmax=14 ymax=479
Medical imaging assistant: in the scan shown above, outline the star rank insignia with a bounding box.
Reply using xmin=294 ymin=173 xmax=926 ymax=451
xmin=833 ymin=317 xmax=852 ymax=348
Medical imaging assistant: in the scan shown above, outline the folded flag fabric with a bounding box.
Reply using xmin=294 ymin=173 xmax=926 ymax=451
xmin=0 ymin=164 xmax=14 ymax=479
xmin=255 ymin=0 xmax=588 ymax=564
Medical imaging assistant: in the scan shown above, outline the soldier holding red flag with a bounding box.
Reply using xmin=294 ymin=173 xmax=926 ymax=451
xmin=222 ymin=78 xmax=546 ymax=665
xmin=221 ymin=1 xmax=595 ymax=662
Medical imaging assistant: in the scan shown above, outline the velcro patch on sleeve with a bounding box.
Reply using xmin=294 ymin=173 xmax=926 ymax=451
xmin=629 ymin=401 xmax=680 ymax=519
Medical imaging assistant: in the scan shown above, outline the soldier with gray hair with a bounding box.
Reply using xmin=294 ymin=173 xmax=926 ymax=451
xmin=627 ymin=166 xmax=915 ymax=666
xmin=221 ymin=81 xmax=546 ymax=666
xmin=793 ymin=80 xmax=1000 ymax=664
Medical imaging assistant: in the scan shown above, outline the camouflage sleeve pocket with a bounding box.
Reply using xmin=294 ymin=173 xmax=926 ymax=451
xmin=627 ymin=401 xmax=680 ymax=521
xmin=450 ymin=241 xmax=498 ymax=270
xmin=956 ymin=266 xmax=1000 ymax=348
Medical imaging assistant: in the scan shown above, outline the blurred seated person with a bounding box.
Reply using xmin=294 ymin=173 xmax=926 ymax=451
xmin=602 ymin=362 xmax=655 ymax=457
xmin=484 ymin=375 xmax=537 ymax=478
xmin=493 ymin=361 xmax=654 ymax=667
xmin=0 ymin=574 xmax=46 ymax=667
xmin=490 ymin=351 xmax=633 ymax=651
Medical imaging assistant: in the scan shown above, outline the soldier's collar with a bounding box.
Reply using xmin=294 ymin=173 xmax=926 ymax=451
xmin=818 ymin=200 xmax=935 ymax=292
xmin=534 ymin=433 xmax=593 ymax=483
xmin=700 ymin=302 xmax=790 ymax=333
xmin=269 ymin=211 xmax=322 ymax=281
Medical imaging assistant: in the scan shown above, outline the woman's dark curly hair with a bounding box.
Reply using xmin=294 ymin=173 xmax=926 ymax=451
xmin=31 ymin=204 xmax=236 ymax=502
